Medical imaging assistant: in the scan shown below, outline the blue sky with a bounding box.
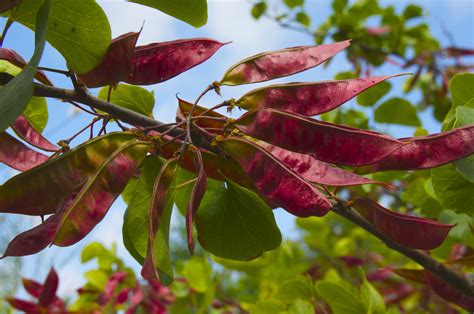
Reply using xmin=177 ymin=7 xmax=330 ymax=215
xmin=0 ymin=0 xmax=473 ymax=297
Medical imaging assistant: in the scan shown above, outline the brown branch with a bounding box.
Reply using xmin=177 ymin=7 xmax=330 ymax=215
xmin=331 ymin=200 xmax=474 ymax=297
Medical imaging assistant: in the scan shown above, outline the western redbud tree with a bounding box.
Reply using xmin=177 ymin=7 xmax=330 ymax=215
xmin=0 ymin=0 xmax=473 ymax=313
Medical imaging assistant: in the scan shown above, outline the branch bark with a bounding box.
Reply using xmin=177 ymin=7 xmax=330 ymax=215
xmin=29 ymin=80 xmax=474 ymax=298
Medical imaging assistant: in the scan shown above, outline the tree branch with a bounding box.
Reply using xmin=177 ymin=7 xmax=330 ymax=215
xmin=331 ymin=200 xmax=474 ymax=297
xmin=28 ymin=79 xmax=474 ymax=298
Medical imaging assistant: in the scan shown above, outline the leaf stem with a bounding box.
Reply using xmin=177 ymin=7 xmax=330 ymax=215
xmin=0 ymin=18 xmax=13 ymax=47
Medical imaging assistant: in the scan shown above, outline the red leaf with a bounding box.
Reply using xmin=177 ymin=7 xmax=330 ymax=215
xmin=6 ymin=298 xmax=39 ymax=313
xmin=125 ymin=286 xmax=144 ymax=314
xmin=54 ymin=142 xmax=148 ymax=246
xmin=444 ymin=47 xmax=474 ymax=58
xmin=12 ymin=116 xmax=58 ymax=152
xmin=221 ymin=137 xmax=331 ymax=217
xmin=186 ymin=150 xmax=207 ymax=254
xmin=425 ymin=271 xmax=474 ymax=311
xmin=127 ymin=38 xmax=226 ymax=85
xmin=22 ymin=279 xmax=43 ymax=298
xmin=1 ymin=214 xmax=60 ymax=258
xmin=353 ymin=197 xmax=454 ymax=250
xmin=103 ymin=271 xmax=128 ymax=303
xmin=366 ymin=268 xmax=392 ymax=282
xmin=0 ymin=48 xmax=52 ymax=85
xmin=79 ymin=32 xmax=140 ymax=87
xmin=38 ymin=268 xmax=59 ymax=307
xmin=365 ymin=125 xmax=474 ymax=172
xmin=235 ymin=109 xmax=402 ymax=166
xmin=339 ymin=255 xmax=364 ymax=267
xmin=262 ymin=143 xmax=392 ymax=187
xmin=220 ymin=40 xmax=350 ymax=85
xmin=366 ymin=27 xmax=390 ymax=35
xmin=235 ymin=75 xmax=401 ymax=115
xmin=141 ymin=158 xmax=178 ymax=281
xmin=391 ymin=268 xmax=427 ymax=284
xmin=0 ymin=132 xmax=48 ymax=171
xmin=0 ymin=0 xmax=21 ymax=13
xmin=383 ymin=284 xmax=414 ymax=304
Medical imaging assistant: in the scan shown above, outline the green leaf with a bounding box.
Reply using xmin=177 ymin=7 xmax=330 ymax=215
xmin=98 ymin=84 xmax=155 ymax=117
xmin=403 ymin=5 xmax=422 ymax=20
xmin=0 ymin=61 xmax=48 ymax=132
xmin=334 ymin=71 xmax=357 ymax=80
xmin=196 ymin=178 xmax=281 ymax=261
xmin=84 ymin=270 xmax=108 ymax=290
xmin=296 ymin=12 xmax=310 ymax=27
xmin=288 ymin=299 xmax=314 ymax=314
xmin=443 ymin=73 xmax=474 ymax=129
xmin=315 ymin=281 xmax=366 ymax=314
xmin=182 ymin=256 xmax=212 ymax=293
xmin=432 ymin=163 xmax=474 ymax=215
xmin=438 ymin=210 xmax=474 ymax=246
xmin=284 ymin=0 xmax=304 ymax=9
xmin=274 ymin=276 xmax=313 ymax=302
xmin=374 ymin=97 xmax=421 ymax=126
xmin=9 ymin=0 xmax=111 ymax=74
xmin=129 ymin=0 xmax=208 ymax=28
xmin=453 ymin=106 xmax=474 ymax=182
xmin=251 ymin=299 xmax=287 ymax=314
xmin=0 ymin=0 xmax=50 ymax=132
xmin=123 ymin=157 xmax=163 ymax=264
xmin=356 ymin=81 xmax=391 ymax=107
xmin=23 ymin=96 xmax=48 ymax=133
xmin=359 ymin=269 xmax=385 ymax=314
xmin=81 ymin=242 xmax=106 ymax=263
xmin=251 ymin=2 xmax=267 ymax=20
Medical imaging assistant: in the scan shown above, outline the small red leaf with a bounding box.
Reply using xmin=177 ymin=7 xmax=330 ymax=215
xmin=220 ymin=40 xmax=350 ymax=85
xmin=186 ymin=150 xmax=207 ymax=254
xmin=391 ymin=268 xmax=427 ymax=284
xmin=235 ymin=109 xmax=402 ymax=166
xmin=263 ymin=144 xmax=392 ymax=187
xmin=222 ymin=137 xmax=331 ymax=217
xmin=103 ymin=271 xmax=128 ymax=303
xmin=0 ymin=132 xmax=48 ymax=171
xmin=12 ymin=116 xmax=58 ymax=152
xmin=0 ymin=48 xmax=52 ymax=85
xmin=125 ymin=286 xmax=144 ymax=314
xmin=236 ymin=75 xmax=401 ymax=115
xmin=1 ymin=215 xmax=60 ymax=258
xmin=366 ymin=125 xmax=474 ymax=172
xmin=366 ymin=27 xmax=390 ymax=35
xmin=353 ymin=197 xmax=454 ymax=250
xmin=127 ymin=38 xmax=226 ymax=85
xmin=366 ymin=268 xmax=392 ymax=282
xmin=6 ymin=298 xmax=39 ymax=312
xmin=444 ymin=47 xmax=474 ymax=58
xmin=79 ymin=32 xmax=140 ymax=87
xmin=22 ymin=279 xmax=43 ymax=298
xmin=425 ymin=271 xmax=474 ymax=311
xmin=38 ymin=268 xmax=59 ymax=307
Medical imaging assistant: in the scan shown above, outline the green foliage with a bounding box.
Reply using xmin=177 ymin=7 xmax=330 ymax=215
xmin=7 ymin=0 xmax=111 ymax=74
xmin=196 ymin=178 xmax=282 ymax=260
xmin=356 ymin=81 xmax=391 ymax=107
xmin=251 ymin=2 xmax=267 ymax=20
xmin=98 ymin=84 xmax=155 ymax=117
xmin=129 ymin=0 xmax=208 ymax=27
xmin=374 ymin=97 xmax=421 ymax=126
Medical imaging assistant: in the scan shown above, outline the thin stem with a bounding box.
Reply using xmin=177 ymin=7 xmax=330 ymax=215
xmin=64 ymin=117 xmax=101 ymax=144
xmin=191 ymin=115 xmax=227 ymax=122
xmin=199 ymin=101 xmax=230 ymax=117
xmin=37 ymin=66 xmax=71 ymax=76
xmin=98 ymin=117 xmax=110 ymax=136
xmin=174 ymin=178 xmax=198 ymax=190
xmin=66 ymin=100 xmax=103 ymax=117
xmin=0 ymin=18 xmax=13 ymax=47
